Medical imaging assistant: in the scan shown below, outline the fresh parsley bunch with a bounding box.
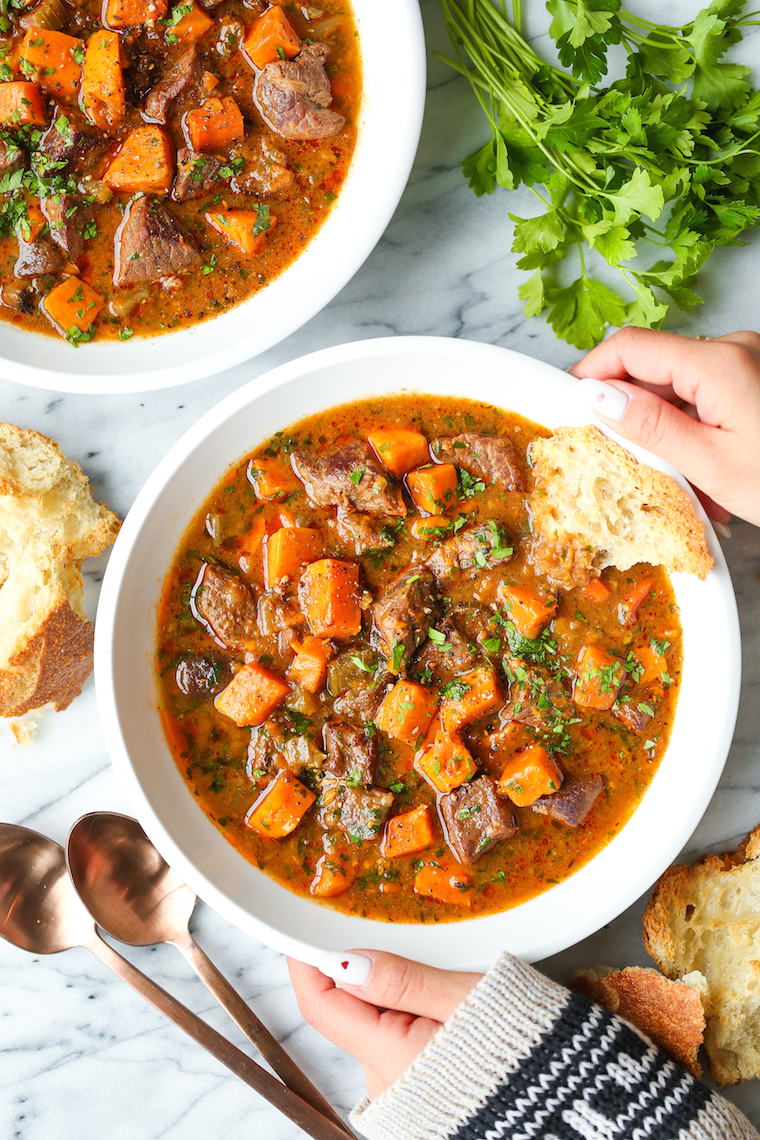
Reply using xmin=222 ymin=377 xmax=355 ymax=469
xmin=438 ymin=0 xmax=760 ymax=348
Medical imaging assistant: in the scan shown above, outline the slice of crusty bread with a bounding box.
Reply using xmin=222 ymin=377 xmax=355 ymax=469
xmin=643 ymin=825 xmax=760 ymax=1086
xmin=570 ymin=965 xmax=707 ymax=1077
xmin=528 ymin=425 xmax=713 ymax=588
xmin=0 ymin=422 xmax=120 ymax=719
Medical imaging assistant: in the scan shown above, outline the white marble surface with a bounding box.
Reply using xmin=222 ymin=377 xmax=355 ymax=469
xmin=2 ymin=0 xmax=760 ymax=1136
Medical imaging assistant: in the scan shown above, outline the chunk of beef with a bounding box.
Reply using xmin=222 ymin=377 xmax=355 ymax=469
xmin=372 ymin=566 xmax=441 ymax=675
xmin=439 ymin=776 xmax=517 ymax=864
xmin=114 ymin=196 xmax=201 ymax=286
xmin=42 ymin=195 xmax=94 ymax=261
xmin=532 ymin=775 xmax=604 ymax=827
xmin=246 ymin=722 xmax=324 ymax=786
xmin=333 ymin=509 xmax=395 ymax=555
xmin=144 ymin=46 xmax=206 ymax=124
xmin=173 ymin=148 xmax=223 ymax=203
xmin=230 ymin=137 xmax=294 ymax=196
xmin=291 ymin=440 xmax=405 ymax=517
xmin=427 ymin=522 xmax=515 ymax=581
xmin=613 ymin=698 xmax=653 ymax=735
xmin=323 ymin=721 xmax=379 ymax=786
xmin=14 ymin=237 xmax=65 ymax=278
xmin=254 ymin=42 xmax=345 ymax=140
xmin=413 ymin=619 xmax=478 ymax=686
xmin=502 ymin=654 xmax=573 ymax=731
xmin=0 ymin=137 xmax=24 ymax=179
xmin=0 ymin=278 xmax=40 ymax=314
xmin=175 ymin=654 xmax=231 ymax=697
xmin=35 ymin=107 xmax=104 ymax=174
xmin=256 ymin=593 xmax=306 ymax=634
xmin=198 ymin=0 xmax=224 ymax=11
xmin=435 ymin=433 xmax=525 ymax=491
xmin=327 ymin=651 xmax=394 ymax=722
xmin=319 ymin=780 xmax=394 ymax=843
xmin=192 ymin=562 xmax=259 ymax=651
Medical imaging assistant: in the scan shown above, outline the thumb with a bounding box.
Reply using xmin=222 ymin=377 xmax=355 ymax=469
xmin=576 ymin=377 xmax=724 ymax=504
xmin=315 ymin=949 xmax=482 ymax=1022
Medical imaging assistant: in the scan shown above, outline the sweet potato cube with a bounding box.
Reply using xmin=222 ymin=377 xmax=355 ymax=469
xmin=205 ymin=208 xmax=275 ymax=255
xmin=382 ymin=805 xmax=436 ymax=860
xmin=299 ymin=558 xmax=362 ymax=640
xmin=497 ymin=744 xmax=563 ymax=807
xmin=172 ymin=1 xmax=213 ymax=44
xmin=497 ymin=583 xmax=557 ymax=641
xmin=103 ymin=125 xmax=174 ymax=195
xmin=20 ymin=28 xmax=83 ymax=100
xmin=81 ymin=30 xmax=125 ymax=133
xmin=310 ymin=852 xmax=354 ymax=897
xmin=374 ymin=680 xmax=437 ymax=746
xmin=410 ymin=515 xmax=449 ymax=541
xmin=0 ymin=81 xmax=47 ymax=127
xmin=439 ymin=665 xmax=502 ymax=733
xmin=580 ymin=577 xmax=612 ymax=603
xmin=246 ymin=770 xmax=315 ymax=838
xmin=414 ymin=861 xmax=473 ymax=906
xmin=247 ymin=455 xmax=298 ymax=501
xmin=105 ymin=0 xmax=168 ymax=28
xmin=288 ymin=635 xmax=332 ymax=694
xmin=633 ymin=640 xmax=668 ymax=686
xmin=266 ymin=527 xmax=322 ymax=589
xmin=242 ymin=5 xmax=301 ymax=70
xmin=407 ymin=464 xmax=458 ymax=515
xmin=414 ymin=731 xmax=477 ymax=793
xmin=215 ymin=661 xmax=289 ymax=726
xmin=573 ymin=645 xmax=626 ymax=711
xmin=184 ymin=96 xmax=244 ymax=153
xmin=21 ymin=201 xmax=46 ymax=242
xmin=42 ymin=276 xmax=103 ymax=337
xmin=368 ymin=430 xmax=430 ymax=478
xmin=0 ymin=38 xmax=21 ymax=79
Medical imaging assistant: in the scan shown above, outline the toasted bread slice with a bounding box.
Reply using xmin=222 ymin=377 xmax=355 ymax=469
xmin=0 ymin=422 xmax=120 ymax=720
xmin=528 ymin=425 xmax=713 ymax=588
xmin=643 ymin=825 xmax=760 ymax=1086
xmin=570 ymin=965 xmax=707 ymax=1076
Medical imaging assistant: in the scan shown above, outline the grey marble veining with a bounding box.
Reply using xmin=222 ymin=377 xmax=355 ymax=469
xmin=2 ymin=0 xmax=760 ymax=1135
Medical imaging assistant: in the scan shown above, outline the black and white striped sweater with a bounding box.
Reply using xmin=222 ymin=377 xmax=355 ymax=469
xmin=350 ymin=954 xmax=757 ymax=1140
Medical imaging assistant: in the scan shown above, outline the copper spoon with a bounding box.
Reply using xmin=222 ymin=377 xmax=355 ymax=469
xmin=65 ymin=811 xmax=351 ymax=1137
xmin=0 ymin=822 xmax=352 ymax=1140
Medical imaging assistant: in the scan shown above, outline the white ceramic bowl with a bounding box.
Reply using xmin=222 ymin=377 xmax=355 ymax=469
xmin=0 ymin=5 xmax=425 ymax=395
xmin=95 ymin=337 xmax=741 ymax=969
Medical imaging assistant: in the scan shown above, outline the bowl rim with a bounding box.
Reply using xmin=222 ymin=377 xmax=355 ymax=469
xmin=95 ymin=335 xmax=742 ymax=968
xmin=0 ymin=1 xmax=426 ymax=395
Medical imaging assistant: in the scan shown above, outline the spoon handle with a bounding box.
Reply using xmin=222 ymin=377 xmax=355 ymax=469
xmin=178 ymin=936 xmax=353 ymax=1138
xmin=87 ymin=933 xmax=354 ymax=1140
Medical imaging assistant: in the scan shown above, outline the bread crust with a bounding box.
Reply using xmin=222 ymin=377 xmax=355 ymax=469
xmin=0 ymin=600 xmax=95 ymax=715
xmin=529 ymin=425 xmax=713 ymax=587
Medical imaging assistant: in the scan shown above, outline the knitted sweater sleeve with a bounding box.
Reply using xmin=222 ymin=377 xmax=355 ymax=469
xmin=349 ymin=953 xmax=758 ymax=1140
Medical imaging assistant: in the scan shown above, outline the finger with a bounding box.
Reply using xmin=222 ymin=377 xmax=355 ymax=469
xmin=691 ymin=486 xmax=731 ymax=526
xmin=713 ymin=330 xmax=760 ymax=356
xmin=315 ymin=949 xmax=482 ymax=1022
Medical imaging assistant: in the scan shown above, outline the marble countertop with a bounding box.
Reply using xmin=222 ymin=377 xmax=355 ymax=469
xmin=2 ymin=1 xmax=760 ymax=1136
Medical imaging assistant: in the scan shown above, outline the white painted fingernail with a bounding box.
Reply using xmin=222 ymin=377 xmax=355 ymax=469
xmin=315 ymin=951 xmax=373 ymax=987
xmin=577 ymin=377 xmax=630 ymax=423
xmin=713 ymin=520 xmax=731 ymax=539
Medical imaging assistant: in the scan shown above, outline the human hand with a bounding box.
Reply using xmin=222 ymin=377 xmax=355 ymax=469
xmin=569 ymin=327 xmax=760 ymax=528
xmin=288 ymin=951 xmax=481 ymax=1100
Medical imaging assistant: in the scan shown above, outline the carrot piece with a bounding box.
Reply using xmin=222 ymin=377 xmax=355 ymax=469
xmin=406 ymin=464 xmax=458 ymax=515
xmin=242 ymin=5 xmax=301 ymax=70
xmin=171 ymin=1 xmax=213 ymax=43
xmin=497 ymin=582 xmax=557 ymax=641
xmin=382 ymin=805 xmax=436 ymax=859
xmin=634 ymin=641 xmax=668 ymax=686
xmin=215 ymin=661 xmax=289 ymax=727
xmin=42 ymin=276 xmax=103 ymax=338
xmin=20 ymin=200 xmax=46 ymax=242
xmin=368 ymin=430 xmax=430 ymax=478
xmin=374 ymin=680 xmax=438 ymax=746
xmin=20 ymin=28 xmax=83 ymax=99
xmin=202 ymin=69 xmax=219 ymax=91
xmin=205 ymin=208 xmax=276 ymax=255
xmin=245 ymin=770 xmax=315 ymax=838
xmin=496 ymin=744 xmax=563 ymax=807
xmin=0 ymin=38 xmax=21 ymax=79
xmin=103 ymin=124 xmax=174 ymax=195
xmin=183 ymin=95 xmax=244 ymax=153
xmin=248 ymin=455 xmax=298 ymax=500
xmin=266 ymin=526 xmax=322 ymax=589
xmin=288 ymin=635 xmax=332 ymax=694
xmin=410 ymin=515 xmax=450 ymax=540
xmin=237 ymin=513 xmax=267 ymax=575
xmin=619 ymin=576 xmax=657 ymax=626
xmin=414 ymin=861 xmax=473 ymax=906
xmin=105 ymin=0 xmax=169 ymax=28
xmin=580 ymin=577 xmax=612 ymax=603
xmin=439 ymin=665 xmax=503 ymax=733
xmin=81 ymin=30 xmax=125 ymax=133
xmin=573 ymin=644 xmax=626 ymax=710
xmin=310 ymin=851 xmax=354 ymax=897
xmin=298 ymin=558 xmax=362 ymax=640
xmin=0 ymin=81 xmax=47 ymax=127
xmin=414 ymin=731 xmax=477 ymax=793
